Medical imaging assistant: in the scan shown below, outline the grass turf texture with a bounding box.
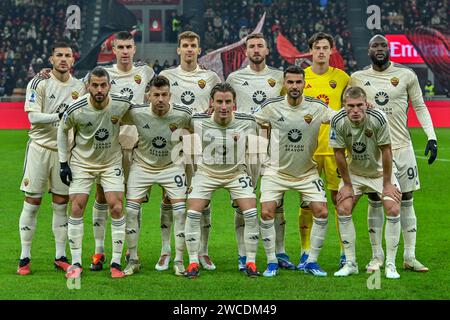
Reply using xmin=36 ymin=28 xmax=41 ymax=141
xmin=0 ymin=128 xmax=449 ymax=300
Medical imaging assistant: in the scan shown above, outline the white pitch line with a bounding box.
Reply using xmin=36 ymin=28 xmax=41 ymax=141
xmin=416 ymin=156 xmax=450 ymax=162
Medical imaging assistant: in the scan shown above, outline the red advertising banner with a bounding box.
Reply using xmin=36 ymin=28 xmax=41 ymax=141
xmin=385 ymin=34 xmax=425 ymax=64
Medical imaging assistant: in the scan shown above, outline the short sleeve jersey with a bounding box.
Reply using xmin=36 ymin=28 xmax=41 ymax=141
xmin=349 ymin=62 xmax=427 ymax=149
xmin=160 ymin=65 xmax=221 ymax=113
xmin=122 ymin=103 xmax=192 ymax=172
xmin=24 ymin=74 xmax=85 ymax=150
xmin=226 ymin=65 xmax=284 ymax=114
xmin=62 ymin=93 xmax=131 ymax=171
xmin=190 ymin=112 xmax=258 ymax=179
xmin=104 ymin=62 xmax=155 ymax=149
xmin=329 ymin=108 xmax=391 ymax=178
xmin=254 ymin=95 xmax=333 ymax=179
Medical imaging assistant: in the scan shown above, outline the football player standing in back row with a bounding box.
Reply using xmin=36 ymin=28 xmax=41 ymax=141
xmin=159 ymin=31 xmax=221 ymax=272
xmin=349 ymin=35 xmax=437 ymax=273
xmin=90 ymin=31 xmax=155 ymax=271
xmin=226 ymin=33 xmax=295 ymax=271
xmin=17 ymin=41 xmax=85 ymax=275
xmin=298 ymin=32 xmax=350 ymax=271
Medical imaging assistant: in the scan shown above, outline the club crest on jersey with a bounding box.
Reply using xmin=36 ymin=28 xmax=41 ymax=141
xmin=198 ymin=79 xmax=206 ymax=89
xmin=268 ymin=78 xmax=276 ymax=87
xmin=365 ymin=128 xmax=374 ymax=138
xmin=23 ymin=178 xmax=30 ymax=187
xmin=169 ymin=123 xmax=178 ymax=132
xmin=316 ymin=94 xmax=330 ymax=105
xmin=134 ymin=74 xmax=142 ymax=84
xmin=304 ymin=114 xmax=313 ymax=124
xmin=111 ymin=116 xmax=120 ymax=124
xmin=390 ymin=77 xmax=399 ymax=87
xmin=329 ymin=80 xmax=337 ymax=89
xmin=71 ymin=91 xmax=79 ymax=100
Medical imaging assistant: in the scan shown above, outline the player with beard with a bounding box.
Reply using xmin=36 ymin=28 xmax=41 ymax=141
xmin=254 ymin=66 xmax=334 ymax=277
xmin=58 ymin=67 xmax=132 ymax=279
xmin=349 ymin=35 xmax=437 ymax=273
xmin=17 ymin=41 xmax=85 ymax=275
xmin=226 ymin=33 xmax=295 ymax=272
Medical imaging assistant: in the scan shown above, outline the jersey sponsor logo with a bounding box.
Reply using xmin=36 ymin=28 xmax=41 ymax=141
xmin=365 ymin=128 xmax=374 ymax=138
xmin=111 ymin=116 xmax=120 ymax=124
xmin=352 ymin=142 xmax=366 ymax=154
xmin=268 ymin=78 xmax=276 ymax=87
xmin=304 ymin=114 xmax=313 ymax=124
xmin=95 ymin=128 xmax=109 ymax=141
xmin=152 ymin=136 xmax=167 ymax=149
xmin=390 ymin=77 xmax=400 ymax=87
xmin=57 ymin=103 xmax=69 ymax=114
xmin=316 ymin=94 xmax=330 ymax=105
xmin=242 ymin=81 xmax=249 ymax=86
xmin=181 ymin=91 xmax=196 ymax=105
xmin=134 ymin=74 xmax=142 ymax=84
xmin=288 ymin=129 xmax=302 ymax=143
xmin=169 ymin=123 xmax=178 ymax=132
xmin=29 ymin=90 xmax=37 ymax=103
xmin=198 ymin=79 xmax=206 ymax=89
xmin=50 ymin=94 xmax=56 ymax=99
xmin=329 ymin=80 xmax=337 ymax=89
xmin=364 ymin=81 xmax=371 ymax=86
xmin=374 ymin=91 xmax=389 ymax=106
xmin=71 ymin=91 xmax=79 ymax=100
xmin=120 ymin=87 xmax=134 ymax=100
xmin=252 ymin=90 xmax=267 ymax=104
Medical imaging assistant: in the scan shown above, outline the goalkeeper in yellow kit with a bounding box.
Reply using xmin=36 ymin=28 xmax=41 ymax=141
xmin=298 ymin=32 xmax=349 ymax=270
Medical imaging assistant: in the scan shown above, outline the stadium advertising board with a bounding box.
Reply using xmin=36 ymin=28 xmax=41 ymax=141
xmin=385 ymin=34 xmax=425 ymax=64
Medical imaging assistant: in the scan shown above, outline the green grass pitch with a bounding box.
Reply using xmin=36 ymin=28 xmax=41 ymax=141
xmin=0 ymin=128 xmax=449 ymax=300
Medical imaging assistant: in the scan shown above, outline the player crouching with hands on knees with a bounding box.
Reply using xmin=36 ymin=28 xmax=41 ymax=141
xmin=330 ymin=86 xmax=402 ymax=279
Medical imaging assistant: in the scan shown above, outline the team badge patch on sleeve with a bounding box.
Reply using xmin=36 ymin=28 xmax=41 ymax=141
xmin=29 ymin=90 xmax=37 ymax=103
xmin=198 ymin=79 xmax=206 ymax=89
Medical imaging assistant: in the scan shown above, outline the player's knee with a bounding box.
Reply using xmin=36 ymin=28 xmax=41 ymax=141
xmin=385 ymin=202 xmax=400 ymax=217
xmin=109 ymin=202 xmax=123 ymax=218
xmin=312 ymin=205 xmax=328 ymax=219
xmin=260 ymin=208 xmax=275 ymax=221
xmin=337 ymin=205 xmax=352 ymax=217
xmin=25 ymin=196 xmax=42 ymax=206
xmin=402 ymin=192 xmax=413 ymax=201
xmin=71 ymin=202 xmax=85 ymax=218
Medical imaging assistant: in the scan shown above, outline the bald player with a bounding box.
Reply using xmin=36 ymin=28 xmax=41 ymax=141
xmin=349 ymin=35 xmax=437 ymax=273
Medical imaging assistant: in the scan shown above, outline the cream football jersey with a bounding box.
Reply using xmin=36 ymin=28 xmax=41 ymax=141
xmin=160 ymin=65 xmax=221 ymax=113
xmin=60 ymin=93 xmax=131 ymax=171
xmin=122 ymin=103 xmax=192 ymax=172
xmin=254 ymin=95 xmax=334 ymax=179
xmin=190 ymin=113 xmax=258 ymax=179
xmin=226 ymin=65 xmax=284 ymax=114
xmin=329 ymin=108 xmax=391 ymax=178
xmin=104 ymin=62 xmax=155 ymax=150
xmin=349 ymin=62 xmax=436 ymax=149
xmin=24 ymin=73 xmax=85 ymax=150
